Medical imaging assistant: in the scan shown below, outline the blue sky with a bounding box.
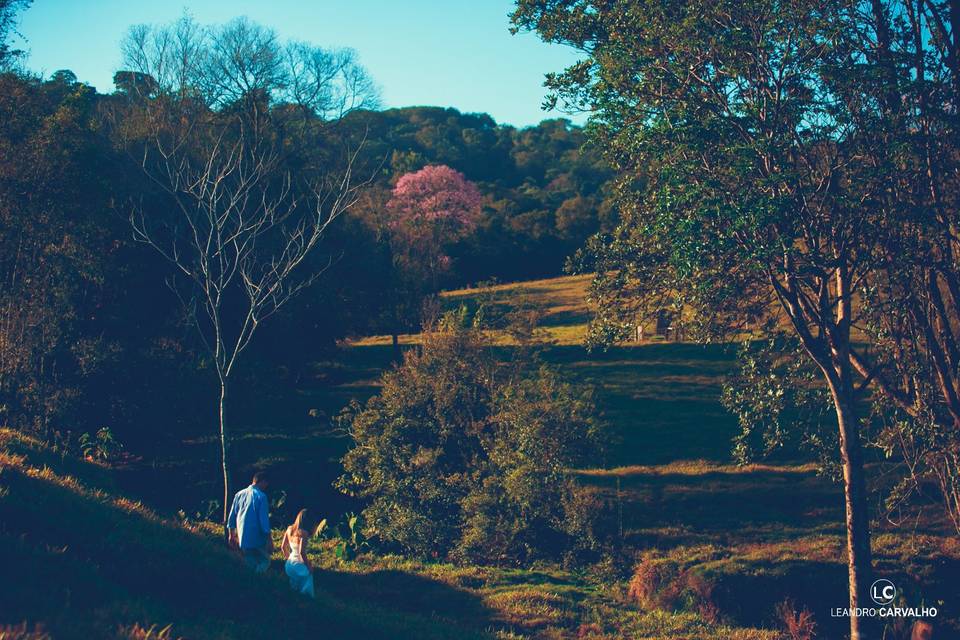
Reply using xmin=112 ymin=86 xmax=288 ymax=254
xmin=15 ymin=0 xmax=586 ymax=128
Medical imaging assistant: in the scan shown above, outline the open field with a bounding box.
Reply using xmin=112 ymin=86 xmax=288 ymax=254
xmin=4 ymin=424 xmax=956 ymax=639
xmin=353 ymin=274 xmax=743 ymax=466
xmin=135 ymin=276 xmax=744 ymax=513
xmin=5 ymin=275 xmax=957 ymax=638
xmin=9 ymin=0 xmax=956 ymax=635
xmin=124 ymin=275 xmax=958 ymax=637
xmin=352 ymin=274 xmax=597 ymax=347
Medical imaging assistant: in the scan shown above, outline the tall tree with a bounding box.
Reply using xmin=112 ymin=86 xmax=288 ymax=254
xmin=114 ymin=16 xmax=378 ymax=525
xmin=854 ymin=0 xmax=960 ymax=536
xmin=382 ymin=164 xmax=482 ymax=353
xmin=511 ymin=1 xmax=928 ymax=636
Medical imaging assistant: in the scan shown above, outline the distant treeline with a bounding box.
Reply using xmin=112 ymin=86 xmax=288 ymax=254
xmin=0 ymin=69 xmax=612 ymax=451
xmin=341 ymin=106 xmax=615 ymax=286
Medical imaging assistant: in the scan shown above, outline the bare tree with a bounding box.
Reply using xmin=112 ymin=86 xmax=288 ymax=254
xmin=116 ymin=16 xmax=378 ymax=526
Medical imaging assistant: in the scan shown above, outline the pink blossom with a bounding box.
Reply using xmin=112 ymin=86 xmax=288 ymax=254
xmin=387 ymin=165 xmax=482 ymax=236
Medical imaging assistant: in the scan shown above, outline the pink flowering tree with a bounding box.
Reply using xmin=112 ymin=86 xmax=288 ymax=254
xmin=385 ymin=165 xmax=482 ymax=350
xmin=390 ymin=165 xmax=482 ymax=224
xmin=388 ymin=165 xmax=481 ymax=270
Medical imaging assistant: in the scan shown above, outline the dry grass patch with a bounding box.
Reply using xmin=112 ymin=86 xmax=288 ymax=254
xmin=485 ymin=588 xmax=576 ymax=631
xmin=576 ymin=460 xmax=819 ymax=478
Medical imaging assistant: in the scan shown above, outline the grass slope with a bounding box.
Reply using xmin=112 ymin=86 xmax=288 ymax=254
xmin=136 ymin=276 xmax=742 ymax=516
xmin=343 ymin=276 xmax=960 ymax=636
xmin=0 ymin=428 xmax=779 ymax=640
xmin=0 ymin=429 xmax=494 ymax=640
xmin=7 ymin=275 xmax=957 ymax=638
xmin=352 ymin=274 xmax=742 ymax=467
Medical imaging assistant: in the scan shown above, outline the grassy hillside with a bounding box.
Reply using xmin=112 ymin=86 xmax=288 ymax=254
xmin=6 ymin=275 xmax=956 ymax=638
xmin=139 ymin=276 xmax=742 ymax=517
xmin=0 ymin=428 xmax=784 ymax=640
xmin=353 ymin=275 xmax=597 ymax=347
xmin=353 ymin=274 xmax=742 ymax=466
xmin=0 ymin=429 xmax=499 ymax=640
xmin=343 ymin=276 xmax=960 ymax=637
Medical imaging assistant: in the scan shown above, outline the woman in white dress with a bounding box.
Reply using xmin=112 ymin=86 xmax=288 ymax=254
xmin=281 ymin=508 xmax=319 ymax=598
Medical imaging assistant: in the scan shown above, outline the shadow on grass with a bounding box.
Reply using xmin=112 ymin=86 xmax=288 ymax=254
xmin=704 ymin=556 xmax=958 ymax=637
xmin=582 ymin=466 xmax=844 ymax=544
xmin=0 ymin=443 xmax=496 ymax=640
xmin=711 ymin=560 xmax=849 ymax=632
xmin=539 ymin=308 xmax=592 ymax=327
xmin=313 ymin=568 xmax=492 ymax=627
xmin=127 ymin=337 xmax=746 ymax=520
xmin=538 ymin=344 xmax=740 ymax=465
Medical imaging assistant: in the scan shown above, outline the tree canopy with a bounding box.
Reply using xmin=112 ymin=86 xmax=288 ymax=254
xmin=512 ymin=0 xmax=960 ymax=636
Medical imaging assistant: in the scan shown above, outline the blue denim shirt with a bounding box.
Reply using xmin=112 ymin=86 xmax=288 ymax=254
xmin=227 ymin=484 xmax=270 ymax=550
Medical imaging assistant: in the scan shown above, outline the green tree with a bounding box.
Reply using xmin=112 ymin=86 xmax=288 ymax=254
xmin=337 ymin=310 xmax=604 ymax=564
xmin=511 ymin=1 xmax=936 ymax=635
xmin=339 ymin=107 xmax=615 ymax=286
xmin=719 ymin=0 xmax=960 ymax=539
xmin=853 ymin=0 xmax=960 ymax=536
xmin=0 ymin=72 xmax=121 ymax=438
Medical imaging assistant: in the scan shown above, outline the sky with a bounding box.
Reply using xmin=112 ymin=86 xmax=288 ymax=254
xmin=15 ymin=0 xmax=586 ymax=128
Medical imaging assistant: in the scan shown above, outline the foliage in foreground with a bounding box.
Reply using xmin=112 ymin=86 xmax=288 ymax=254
xmin=0 ymin=428 xmax=491 ymax=640
xmin=338 ymin=310 xmax=605 ymax=564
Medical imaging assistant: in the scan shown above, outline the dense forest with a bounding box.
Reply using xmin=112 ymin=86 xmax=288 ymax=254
xmin=0 ymin=66 xmax=612 ymax=453
xmin=346 ymin=107 xmax=614 ymax=284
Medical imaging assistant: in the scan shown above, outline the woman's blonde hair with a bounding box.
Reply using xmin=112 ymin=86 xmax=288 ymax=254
xmin=291 ymin=508 xmax=316 ymax=537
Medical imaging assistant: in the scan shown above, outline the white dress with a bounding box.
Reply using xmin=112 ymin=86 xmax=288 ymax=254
xmin=284 ymin=531 xmax=315 ymax=598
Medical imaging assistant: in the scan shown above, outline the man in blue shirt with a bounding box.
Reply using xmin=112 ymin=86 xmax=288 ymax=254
xmin=227 ymin=470 xmax=273 ymax=573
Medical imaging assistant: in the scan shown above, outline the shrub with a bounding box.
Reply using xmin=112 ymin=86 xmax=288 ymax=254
xmin=775 ymin=599 xmax=816 ymax=640
xmin=910 ymin=620 xmax=934 ymax=640
xmin=626 ymin=551 xmax=724 ymax=622
xmin=116 ymin=624 xmax=180 ymax=640
xmin=627 ymin=552 xmax=691 ymax=611
xmin=332 ymin=512 xmax=370 ymax=561
xmin=627 ymin=555 xmax=669 ymax=609
xmin=78 ymin=427 xmax=122 ymax=462
xmin=337 ymin=310 xmax=604 ymax=564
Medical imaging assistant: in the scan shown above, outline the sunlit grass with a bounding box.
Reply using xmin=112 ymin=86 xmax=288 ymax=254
xmin=0 ymin=426 xmax=797 ymax=639
xmin=575 ymin=460 xmax=820 ymax=478
xmin=15 ymin=273 xmax=957 ymax=637
xmin=293 ymin=547 xmax=783 ymax=640
xmin=350 ymin=274 xmax=595 ymax=346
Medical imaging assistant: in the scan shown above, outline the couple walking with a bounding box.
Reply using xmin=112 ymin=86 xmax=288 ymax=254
xmin=226 ymin=471 xmax=322 ymax=598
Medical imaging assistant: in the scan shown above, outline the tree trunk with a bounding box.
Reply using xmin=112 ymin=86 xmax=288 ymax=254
xmin=831 ymin=387 xmax=874 ymax=640
xmin=392 ymin=331 xmax=400 ymax=361
xmin=218 ymin=379 xmax=232 ymax=537
xmin=831 ymin=266 xmax=875 ymax=639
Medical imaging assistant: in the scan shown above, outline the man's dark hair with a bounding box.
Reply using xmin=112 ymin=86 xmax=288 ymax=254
xmin=252 ymin=470 xmax=270 ymax=484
